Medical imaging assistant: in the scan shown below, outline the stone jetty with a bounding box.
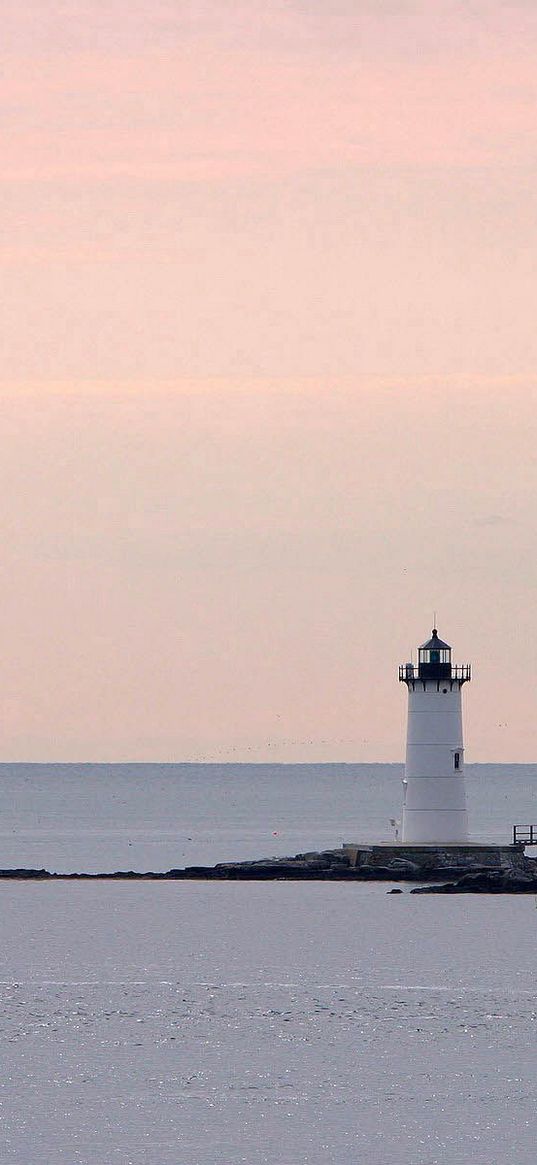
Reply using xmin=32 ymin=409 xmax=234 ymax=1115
xmin=0 ymin=842 xmax=534 ymax=886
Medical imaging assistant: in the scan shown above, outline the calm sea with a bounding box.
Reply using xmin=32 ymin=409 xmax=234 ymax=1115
xmin=0 ymin=762 xmax=534 ymax=873
xmin=1 ymin=763 xmax=536 ymax=1164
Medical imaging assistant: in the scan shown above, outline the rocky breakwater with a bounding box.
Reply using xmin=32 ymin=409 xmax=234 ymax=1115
xmin=0 ymin=843 xmax=532 ymax=882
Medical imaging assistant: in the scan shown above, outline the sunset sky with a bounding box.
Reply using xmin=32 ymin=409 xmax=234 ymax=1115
xmin=2 ymin=1 xmax=537 ymax=761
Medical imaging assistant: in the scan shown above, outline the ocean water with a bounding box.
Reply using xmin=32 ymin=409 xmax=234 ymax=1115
xmin=0 ymin=762 xmax=535 ymax=873
xmin=1 ymin=763 xmax=537 ymax=1164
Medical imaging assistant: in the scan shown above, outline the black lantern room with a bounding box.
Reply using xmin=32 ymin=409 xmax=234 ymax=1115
xmin=417 ymin=629 xmax=452 ymax=680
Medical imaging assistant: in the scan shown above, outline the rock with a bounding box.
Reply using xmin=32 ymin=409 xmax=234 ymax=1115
xmin=386 ymin=858 xmax=419 ymax=872
xmin=412 ymin=869 xmax=537 ymax=894
xmin=182 ymin=866 xmax=224 ymax=878
xmin=320 ymin=850 xmax=350 ymax=865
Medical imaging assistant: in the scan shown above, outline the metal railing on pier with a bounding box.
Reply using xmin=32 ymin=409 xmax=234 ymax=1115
xmin=512 ymin=825 xmax=537 ymax=846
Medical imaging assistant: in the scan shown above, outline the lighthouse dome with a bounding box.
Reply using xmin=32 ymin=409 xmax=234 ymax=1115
xmin=419 ymin=629 xmax=451 ymax=652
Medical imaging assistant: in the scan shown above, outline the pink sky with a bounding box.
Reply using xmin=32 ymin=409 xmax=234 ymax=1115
xmin=1 ymin=2 xmax=537 ymax=760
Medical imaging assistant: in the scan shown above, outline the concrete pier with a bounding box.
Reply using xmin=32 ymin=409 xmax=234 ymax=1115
xmin=343 ymin=843 xmax=528 ymax=877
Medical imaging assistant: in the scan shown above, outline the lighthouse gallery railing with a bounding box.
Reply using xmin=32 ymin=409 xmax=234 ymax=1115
xmin=399 ymin=664 xmax=471 ymax=683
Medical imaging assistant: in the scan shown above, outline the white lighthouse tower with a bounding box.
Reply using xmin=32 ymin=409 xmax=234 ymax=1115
xmin=399 ymin=629 xmax=471 ymax=844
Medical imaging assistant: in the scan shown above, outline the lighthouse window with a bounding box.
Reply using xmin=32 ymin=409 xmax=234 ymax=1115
xmin=454 ymin=752 xmax=460 ymax=770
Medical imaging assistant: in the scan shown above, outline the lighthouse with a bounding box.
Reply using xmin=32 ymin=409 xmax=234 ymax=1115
xmin=399 ymin=629 xmax=471 ymax=844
